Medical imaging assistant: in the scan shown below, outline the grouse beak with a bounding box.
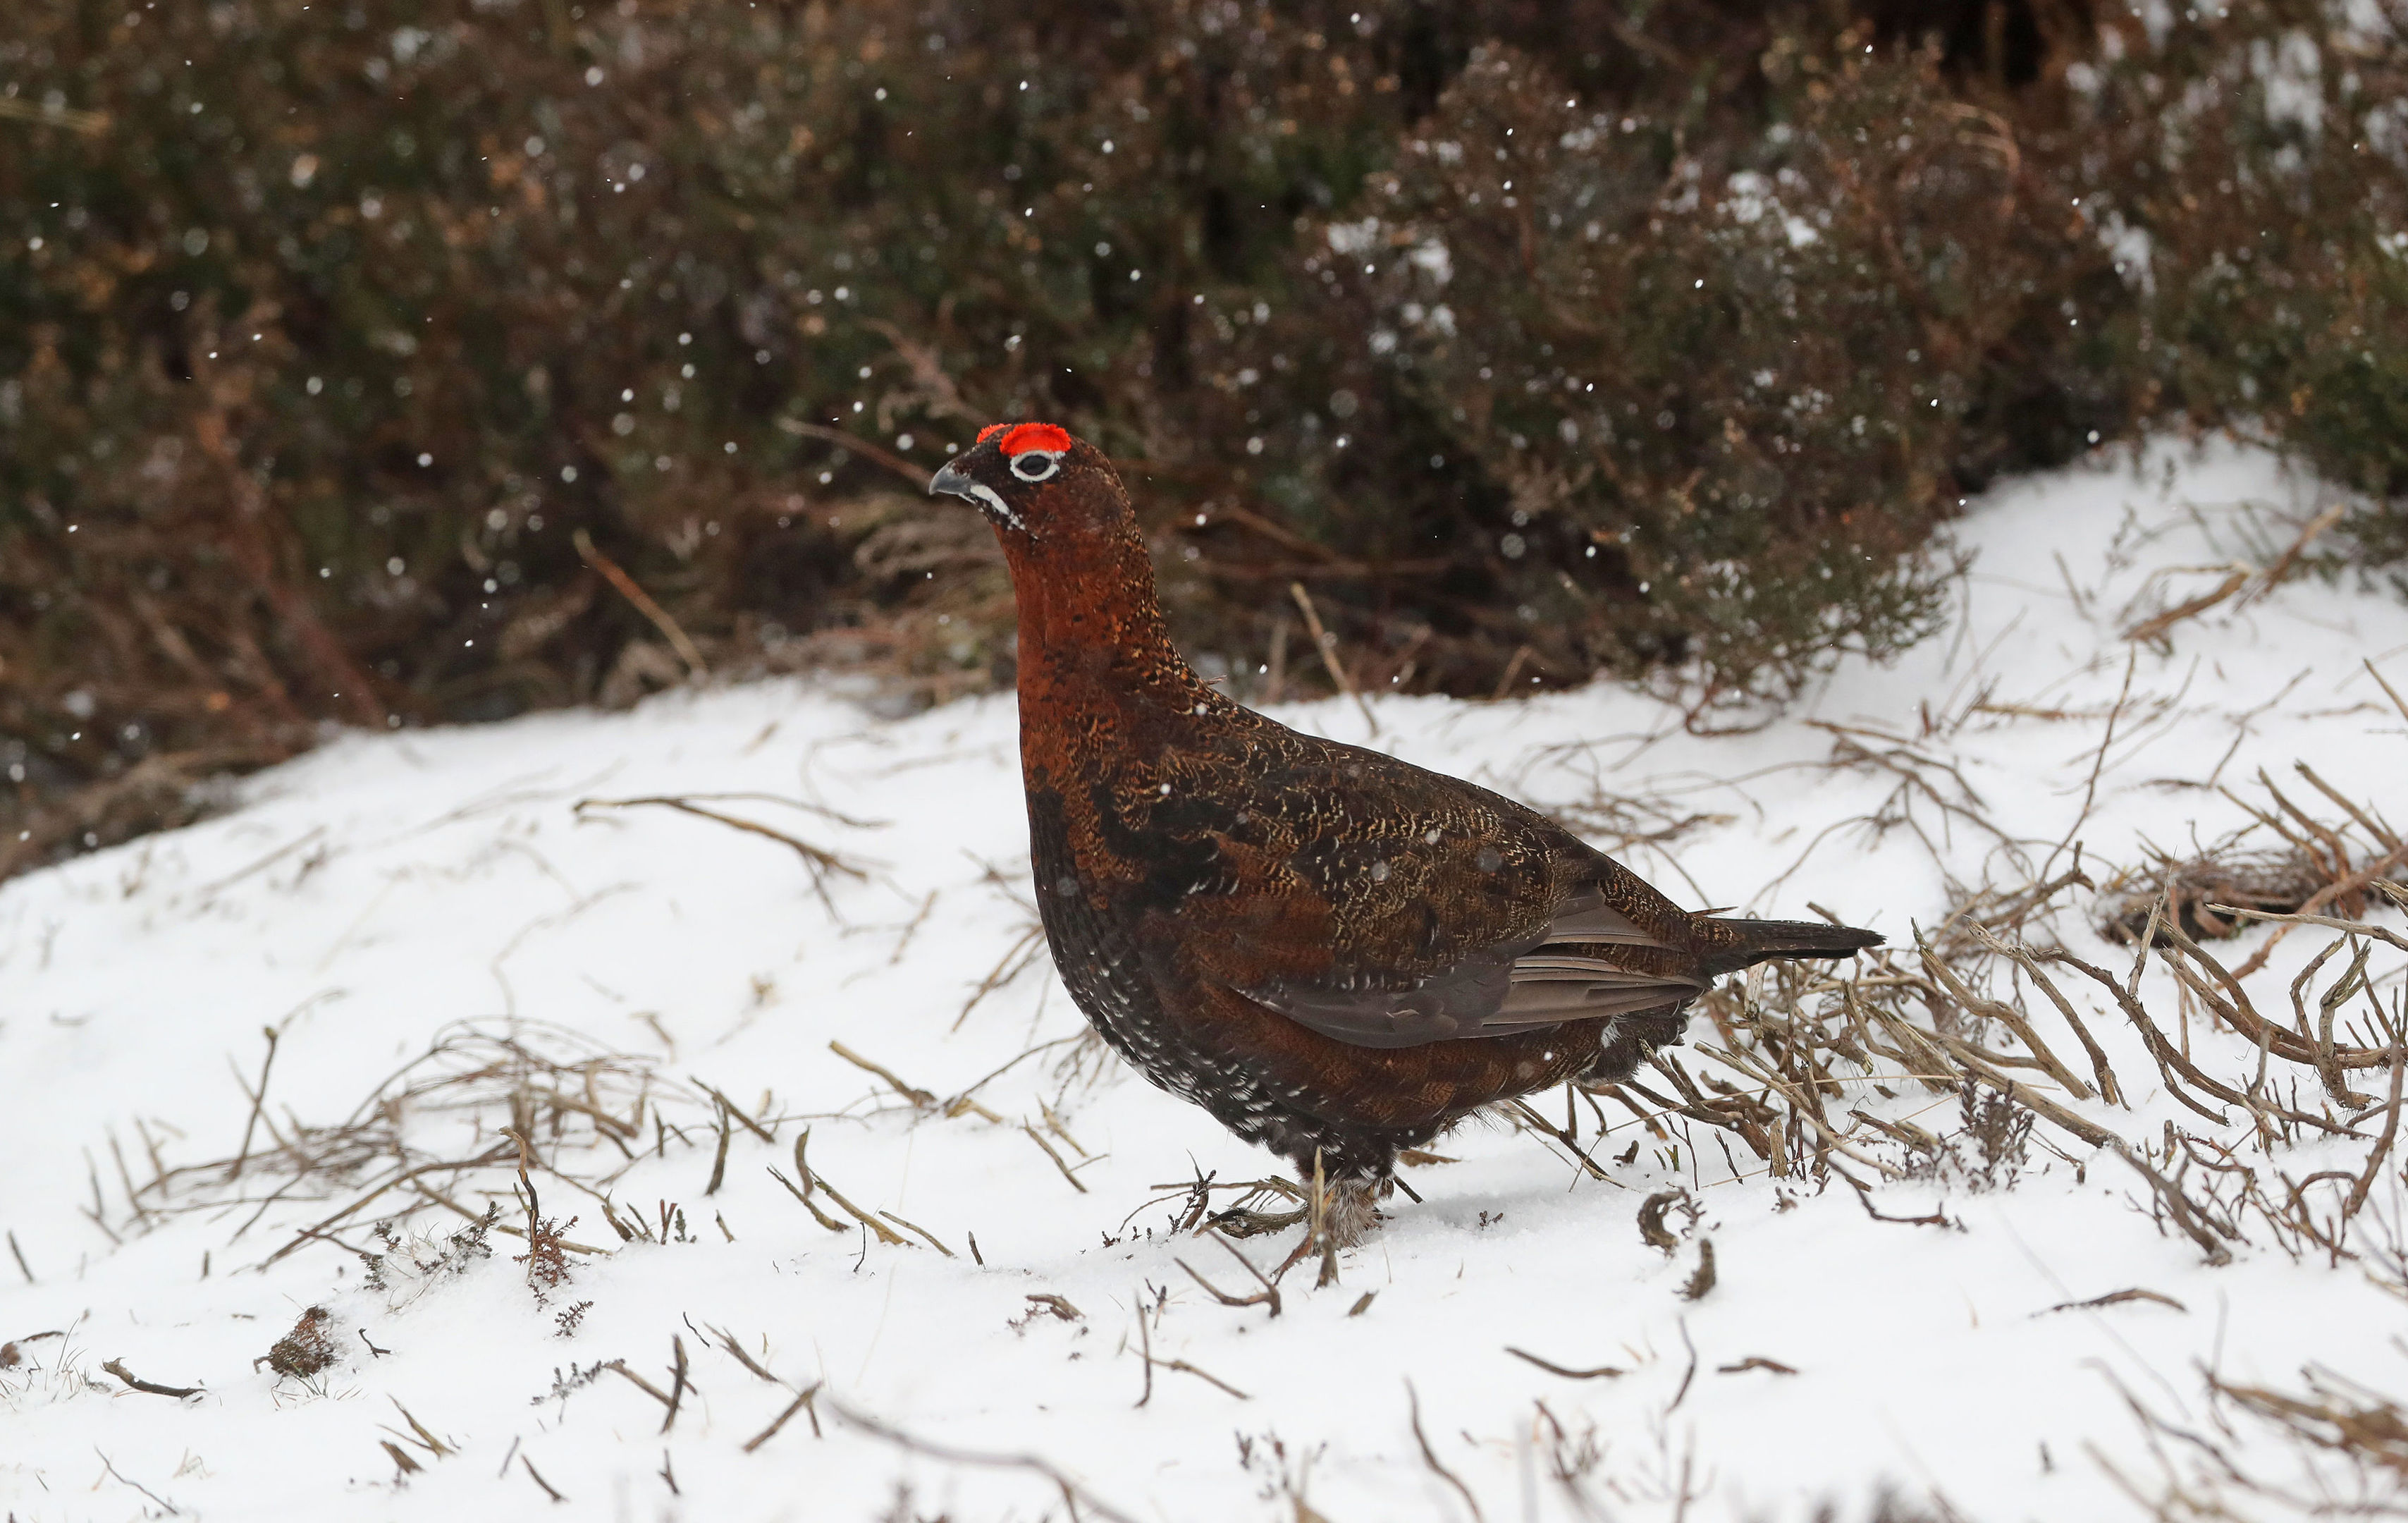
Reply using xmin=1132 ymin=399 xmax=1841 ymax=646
xmin=928 ymin=456 xmax=1029 ymax=534
xmin=928 ymin=459 xmax=978 ymax=501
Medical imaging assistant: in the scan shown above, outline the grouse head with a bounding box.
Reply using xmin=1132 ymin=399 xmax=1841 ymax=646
xmin=926 ymin=422 xmax=1131 ymax=551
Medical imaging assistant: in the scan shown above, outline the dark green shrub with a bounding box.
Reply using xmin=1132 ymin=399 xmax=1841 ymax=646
xmin=1 ymin=0 xmax=2400 ymax=871
xmin=1329 ymin=36 xmax=2130 ymax=714
xmin=2057 ymin=3 xmax=2408 ymax=577
xmin=0 ymin=0 xmax=1410 ymax=867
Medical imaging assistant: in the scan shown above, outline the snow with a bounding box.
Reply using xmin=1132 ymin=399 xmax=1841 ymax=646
xmin=5 ymin=438 xmax=2407 ymax=1521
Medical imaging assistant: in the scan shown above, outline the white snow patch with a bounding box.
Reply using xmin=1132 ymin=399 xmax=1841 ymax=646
xmin=3 ymin=439 xmax=2406 ymax=1520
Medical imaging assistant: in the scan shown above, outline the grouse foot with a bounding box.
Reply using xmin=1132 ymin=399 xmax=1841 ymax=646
xmin=1205 ymin=1175 xmax=1383 ymax=1244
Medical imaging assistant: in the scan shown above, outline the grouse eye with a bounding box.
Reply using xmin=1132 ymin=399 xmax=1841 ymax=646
xmin=1009 ymin=450 xmax=1062 ymax=483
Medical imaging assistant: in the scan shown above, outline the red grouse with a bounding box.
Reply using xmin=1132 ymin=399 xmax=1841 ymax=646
xmin=931 ymin=423 xmax=1880 ymax=1243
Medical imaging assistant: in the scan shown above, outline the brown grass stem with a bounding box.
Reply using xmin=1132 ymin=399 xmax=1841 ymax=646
xmin=1406 ymin=1380 xmax=1485 ymax=1523
xmin=828 ymin=1396 xmax=1143 ymax=1523
xmin=574 ymin=795 xmax=864 ymax=912
xmin=1021 ymin=1123 xmax=1091 ymax=1194
xmin=226 ymin=1027 xmax=280 ymax=1182
xmin=100 ymin=1359 xmax=202 ymax=1399
xmin=828 ymin=1041 xmax=935 ymax=1108
xmin=743 ymin=1387 xmax=825 ymax=1452
xmin=2345 ymin=1036 xmax=2407 ymax=1221
xmin=1504 ymin=1347 xmax=1624 ymax=1380
xmin=1288 ymin=580 xmax=1380 ymax=735
xmin=773 ymin=418 xmax=931 ymax=490
xmin=571 ymin=528 xmax=706 ymax=678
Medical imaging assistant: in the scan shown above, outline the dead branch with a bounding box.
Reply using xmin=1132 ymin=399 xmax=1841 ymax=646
xmin=574 ymin=795 xmax=866 ymax=911
xmin=1506 ymin=1346 xmax=1625 ymax=1380
xmin=774 ymin=418 xmax=933 ymax=489
xmin=2346 ymin=1039 xmax=2407 ymax=1221
xmin=768 ymin=1166 xmax=849 ymax=1233
xmin=2039 ymin=1287 xmax=2187 ymax=1316
xmin=2230 ymin=839 xmax=2408 ymax=979
xmin=100 ymin=1359 xmax=202 ymax=1399
xmin=1919 ymin=931 xmax=2094 ymax=1099
xmin=1406 ymin=1381 xmax=1485 ymax=1523
xmin=0 ymin=96 xmax=111 ymax=134
xmin=226 ymin=1027 xmax=281 ymax=1181
xmin=828 ymin=1041 xmax=935 ymax=1108
xmin=1288 ymin=580 xmax=1380 ymax=735
xmin=878 ymin=1211 xmax=957 ymax=1256
xmin=1021 ymin=1123 xmax=1091 ymax=1194
xmin=692 ymin=1080 xmax=778 ymax=1144
xmin=2209 ymin=905 xmax=2408 ymax=959
xmin=1963 ymin=925 xmax=2124 ymax=1106
xmin=2237 ymin=502 xmax=2349 ymax=609
xmin=572 ymin=529 xmax=706 ymax=678
xmin=828 ymin=1395 xmax=1144 ymax=1523
xmin=1174 ymin=1233 xmax=1284 ymax=1318
xmin=2123 ymin=566 xmax=2251 ymax=644
xmin=814 ymin=1174 xmax=909 ymax=1247
xmin=742 ymin=1386 xmax=825 ymax=1452
xmin=1134 ymin=1338 xmax=1250 ymax=1401
xmin=1500 ymin=1097 xmax=1616 ymax=1182
xmin=954 ymin=924 xmax=1047 ymax=1029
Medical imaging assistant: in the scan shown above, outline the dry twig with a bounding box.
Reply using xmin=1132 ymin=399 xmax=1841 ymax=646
xmin=572 ymin=528 xmax=707 ymax=678
xmin=100 ymin=1359 xmax=202 ymax=1399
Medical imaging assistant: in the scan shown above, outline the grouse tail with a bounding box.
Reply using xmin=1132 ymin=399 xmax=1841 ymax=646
xmin=1695 ymin=917 xmax=1882 ymax=979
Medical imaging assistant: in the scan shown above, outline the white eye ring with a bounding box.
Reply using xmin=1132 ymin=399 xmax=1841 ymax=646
xmin=1008 ymin=450 xmax=1062 ymax=483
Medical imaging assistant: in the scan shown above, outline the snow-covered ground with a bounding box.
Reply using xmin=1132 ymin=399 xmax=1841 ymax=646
xmin=4 ymin=439 xmax=2406 ymax=1522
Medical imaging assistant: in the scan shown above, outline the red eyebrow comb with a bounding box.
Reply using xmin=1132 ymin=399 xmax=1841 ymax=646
xmin=1000 ymin=422 xmax=1072 ymax=456
xmin=976 ymin=424 xmax=1009 ymax=444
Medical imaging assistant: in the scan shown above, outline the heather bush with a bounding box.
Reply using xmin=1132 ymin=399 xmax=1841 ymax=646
xmin=1331 ymin=36 xmax=2126 ymax=712
xmin=0 ymin=0 xmax=1408 ymax=866
xmin=2060 ymin=1 xmax=2408 ymax=574
xmin=1 ymin=0 xmax=2402 ymax=871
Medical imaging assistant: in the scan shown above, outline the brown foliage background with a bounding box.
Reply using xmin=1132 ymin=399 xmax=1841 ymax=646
xmin=1 ymin=0 xmax=2403 ymax=874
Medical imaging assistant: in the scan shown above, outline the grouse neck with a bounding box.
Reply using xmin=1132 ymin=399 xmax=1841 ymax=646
xmin=1002 ymin=527 xmax=1215 ymax=719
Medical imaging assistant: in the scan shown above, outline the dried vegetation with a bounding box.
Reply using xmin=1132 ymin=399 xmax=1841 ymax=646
xmin=1480 ymin=673 xmax=2408 ymax=1515
xmin=16 ymin=686 xmax=2401 ymax=1513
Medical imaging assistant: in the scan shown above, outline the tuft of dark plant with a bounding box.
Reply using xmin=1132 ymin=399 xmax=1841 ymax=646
xmin=2096 ymin=754 xmax=2408 ymax=948
xmin=2096 ymin=845 xmax=2331 ymax=946
xmin=533 ymin=1359 xmax=607 ymax=1417
xmin=257 ymin=1304 xmax=340 ymax=1380
xmin=1960 ymin=1087 xmax=2034 ymax=1192
xmin=515 ymin=1214 xmax=578 ymax=1309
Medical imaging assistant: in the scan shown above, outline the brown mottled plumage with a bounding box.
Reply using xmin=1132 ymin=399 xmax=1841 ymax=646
xmin=930 ymin=423 xmax=1880 ymax=1242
